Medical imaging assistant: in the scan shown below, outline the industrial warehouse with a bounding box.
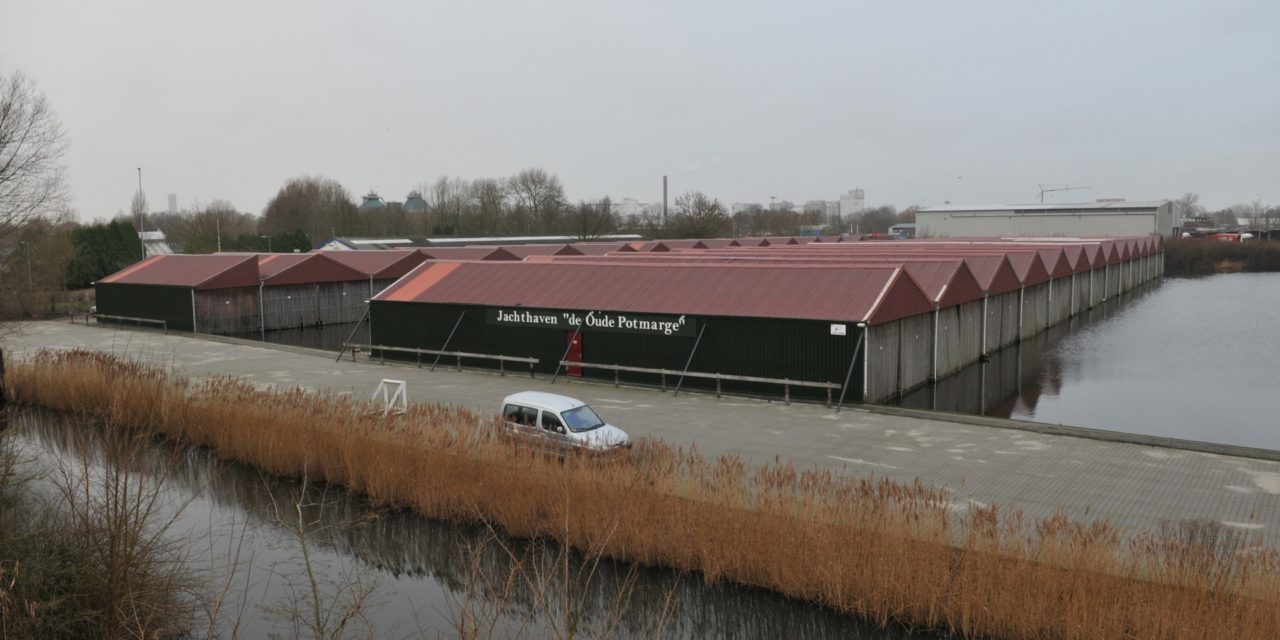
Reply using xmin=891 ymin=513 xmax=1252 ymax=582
xmin=93 ymin=236 xmax=1163 ymax=405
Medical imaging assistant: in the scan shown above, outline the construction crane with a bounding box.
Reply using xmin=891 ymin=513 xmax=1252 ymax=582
xmin=1037 ymin=184 xmax=1090 ymax=204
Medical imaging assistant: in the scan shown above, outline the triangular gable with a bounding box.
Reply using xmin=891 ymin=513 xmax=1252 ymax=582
xmin=938 ymin=262 xmax=984 ymax=308
xmin=866 ymin=268 xmax=935 ymax=325
xmin=649 ymin=242 xmax=672 ymax=252
xmin=1005 ymin=252 xmax=1050 ymax=286
xmin=481 ymin=247 xmax=521 ymax=261
xmin=264 ymin=253 xmax=367 ymax=286
xmin=1036 ymin=248 xmax=1073 ymax=279
xmin=198 ymin=255 xmax=261 ymax=290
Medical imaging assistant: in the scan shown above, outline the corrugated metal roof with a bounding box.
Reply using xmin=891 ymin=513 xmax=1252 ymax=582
xmin=538 ymin=253 xmax=986 ymax=307
xmin=376 ymin=260 xmax=934 ymax=325
xmin=1036 ymin=248 xmax=1074 ymax=279
xmin=321 ymin=249 xmax=428 ymax=279
xmin=571 ymin=242 xmax=632 ymax=256
xmin=1003 ymin=252 xmax=1051 ymax=286
xmin=98 ymin=254 xmax=259 ymax=290
xmin=501 ymin=244 xmax=584 ymax=258
xmin=918 ymin=201 xmax=1167 ymax=213
xmin=418 ymin=247 xmax=522 ymax=261
xmin=262 ymin=253 xmax=368 ymax=286
xmin=257 ymin=254 xmax=312 ymax=279
xmin=677 ymin=248 xmax=1025 ymax=295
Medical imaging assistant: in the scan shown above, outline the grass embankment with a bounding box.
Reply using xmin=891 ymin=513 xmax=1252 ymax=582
xmin=8 ymin=350 xmax=1280 ymax=639
xmin=1165 ymin=238 xmax=1280 ymax=276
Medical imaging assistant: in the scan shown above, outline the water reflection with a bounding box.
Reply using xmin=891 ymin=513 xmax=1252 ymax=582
xmin=9 ymin=409 xmax=937 ymax=639
xmin=250 ymin=322 xmax=368 ymax=352
xmin=899 ymin=274 xmax=1280 ymax=450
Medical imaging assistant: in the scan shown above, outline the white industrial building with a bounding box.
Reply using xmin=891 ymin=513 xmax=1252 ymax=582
xmin=915 ymin=200 xmax=1176 ymax=238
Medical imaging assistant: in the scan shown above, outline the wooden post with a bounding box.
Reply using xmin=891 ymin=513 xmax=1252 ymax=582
xmin=614 ymin=367 xmax=619 ymax=387
xmin=715 ymin=376 xmax=721 ymax=398
xmin=0 ymin=348 xmax=6 ymax=408
xmin=784 ymin=380 xmax=791 ymax=405
xmin=500 ymin=358 xmax=505 ymax=377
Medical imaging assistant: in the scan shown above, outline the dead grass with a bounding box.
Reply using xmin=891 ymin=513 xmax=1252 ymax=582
xmin=8 ymin=349 xmax=1280 ymax=639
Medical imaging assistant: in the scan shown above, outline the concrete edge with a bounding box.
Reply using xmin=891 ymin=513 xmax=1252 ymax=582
xmin=48 ymin=321 xmax=1280 ymax=464
xmin=858 ymin=403 xmax=1280 ymax=463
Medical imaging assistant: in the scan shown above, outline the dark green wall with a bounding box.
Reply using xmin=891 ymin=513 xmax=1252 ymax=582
xmin=94 ymin=283 xmax=194 ymax=332
xmin=369 ymin=301 xmax=866 ymax=403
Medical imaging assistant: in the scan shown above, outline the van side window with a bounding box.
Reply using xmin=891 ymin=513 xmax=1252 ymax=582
xmin=541 ymin=412 xmax=564 ymax=432
xmin=502 ymin=404 xmax=522 ymax=423
xmin=519 ymin=406 xmax=539 ymax=426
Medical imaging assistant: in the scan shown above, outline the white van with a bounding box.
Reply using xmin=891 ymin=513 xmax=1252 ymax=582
xmin=499 ymin=391 xmax=631 ymax=453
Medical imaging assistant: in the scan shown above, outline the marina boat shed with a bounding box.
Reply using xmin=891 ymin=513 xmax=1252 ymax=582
xmin=369 ymin=260 xmax=936 ymax=403
xmin=95 ymin=254 xmax=260 ymax=334
xmin=259 ymin=253 xmax=376 ymax=331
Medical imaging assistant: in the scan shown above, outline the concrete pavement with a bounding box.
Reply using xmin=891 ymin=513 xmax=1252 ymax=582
xmin=7 ymin=320 xmax=1280 ymax=544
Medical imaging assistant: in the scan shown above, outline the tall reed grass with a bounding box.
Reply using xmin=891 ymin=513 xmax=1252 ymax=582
xmin=8 ymin=349 xmax=1280 ymax=639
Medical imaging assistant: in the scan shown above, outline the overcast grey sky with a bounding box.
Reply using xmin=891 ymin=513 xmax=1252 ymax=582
xmin=3 ymin=0 xmax=1278 ymax=220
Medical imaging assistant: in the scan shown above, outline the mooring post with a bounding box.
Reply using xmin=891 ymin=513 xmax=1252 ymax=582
xmin=0 ymin=348 xmax=6 ymax=408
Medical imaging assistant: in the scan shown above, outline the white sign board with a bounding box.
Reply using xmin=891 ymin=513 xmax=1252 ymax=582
xmin=830 ymin=323 xmax=847 ymax=336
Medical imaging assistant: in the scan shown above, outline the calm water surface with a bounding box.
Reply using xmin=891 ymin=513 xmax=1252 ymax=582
xmin=5 ymin=410 xmax=935 ymax=640
xmin=901 ymin=273 xmax=1280 ymax=450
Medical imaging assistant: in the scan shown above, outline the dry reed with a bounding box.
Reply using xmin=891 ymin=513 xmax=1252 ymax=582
xmin=7 ymin=349 xmax=1280 ymax=639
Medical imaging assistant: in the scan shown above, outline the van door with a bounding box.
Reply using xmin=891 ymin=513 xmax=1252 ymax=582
xmin=565 ymin=331 xmax=583 ymax=378
xmin=539 ymin=410 xmax=573 ymax=451
xmin=502 ymin=403 xmax=539 ymax=440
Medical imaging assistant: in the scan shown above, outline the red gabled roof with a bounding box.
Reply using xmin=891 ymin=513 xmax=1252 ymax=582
xmin=419 ymin=247 xmax=522 ymax=261
xmin=571 ymin=242 xmax=631 ymax=256
xmin=1004 ymin=252 xmax=1051 ymax=286
xmin=901 ymin=261 xmax=984 ymax=307
xmin=320 ymin=250 xmax=428 ymax=279
xmin=1036 ymin=248 xmax=1074 ymax=279
xmin=499 ymin=244 xmax=584 ymax=259
xmin=1082 ymin=244 xmax=1104 ymax=268
xmin=376 ymin=261 xmax=934 ymax=325
xmin=257 ymin=254 xmax=312 ymax=279
xmin=98 ymin=254 xmax=259 ymax=290
xmin=263 ymin=253 xmax=368 ymax=286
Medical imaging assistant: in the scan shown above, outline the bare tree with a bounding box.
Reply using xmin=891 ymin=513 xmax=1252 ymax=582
xmin=261 ymin=176 xmax=360 ymax=243
xmin=567 ymin=197 xmax=617 ymax=241
xmin=506 ymin=168 xmax=565 ymax=234
xmin=670 ymin=191 xmax=731 ymax=238
xmin=459 ymin=178 xmax=506 ymax=236
xmin=173 ymin=200 xmax=257 ymax=253
xmin=425 ymin=176 xmax=472 ymax=235
xmin=0 ymin=70 xmax=68 ymax=244
xmin=1174 ymin=192 xmax=1205 ymax=223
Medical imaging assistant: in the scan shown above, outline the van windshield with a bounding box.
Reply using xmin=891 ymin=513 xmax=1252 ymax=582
xmin=561 ymin=406 xmax=605 ymax=432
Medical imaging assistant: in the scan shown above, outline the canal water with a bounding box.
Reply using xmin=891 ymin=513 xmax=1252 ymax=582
xmin=252 ymin=273 xmax=1278 ymax=451
xmin=900 ymin=273 xmax=1280 ymax=451
xmin=3 ymin=409 xmax=935 ymax=639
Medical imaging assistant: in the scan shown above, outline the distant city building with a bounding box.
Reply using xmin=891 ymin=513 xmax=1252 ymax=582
xmin=612 ymin=198 xmax=646 ymax=219
xmin=839 ymin=188 xmax=866 ymax=218
xmin=167 ymin=194 xmax=177 ymax=215
xmin=888 ymin=223 xmax=916 ymax=239
xmin=732 ymin=202 xmax=762 ymax=214
xmin=915 ymin=200 xmax=1177 ymax=238
xmin=771 ymin=200 xmax=795 ymax=212
xmin=359 ymin=191 xmax=386 ymax=211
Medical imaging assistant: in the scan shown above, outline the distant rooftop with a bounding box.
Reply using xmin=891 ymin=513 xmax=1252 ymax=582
xmin=919 ymin=200 xmax=1169 ymax=214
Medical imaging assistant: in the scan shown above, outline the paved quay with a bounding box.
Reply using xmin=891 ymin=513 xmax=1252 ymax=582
xmin=8 ymin=320 xmax=1280 ymax=544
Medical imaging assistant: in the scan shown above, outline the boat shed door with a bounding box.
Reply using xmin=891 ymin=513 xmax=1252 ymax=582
xmin=565 ymin=331 xmax=583 ymax=377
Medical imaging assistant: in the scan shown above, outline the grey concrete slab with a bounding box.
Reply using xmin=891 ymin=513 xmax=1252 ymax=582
xmin=7 ymin=320 xmax=1280 ymax=544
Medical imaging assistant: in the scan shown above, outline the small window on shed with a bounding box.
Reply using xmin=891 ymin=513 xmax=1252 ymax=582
xmin=541 ymin=412 xmax=564 ymax=432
